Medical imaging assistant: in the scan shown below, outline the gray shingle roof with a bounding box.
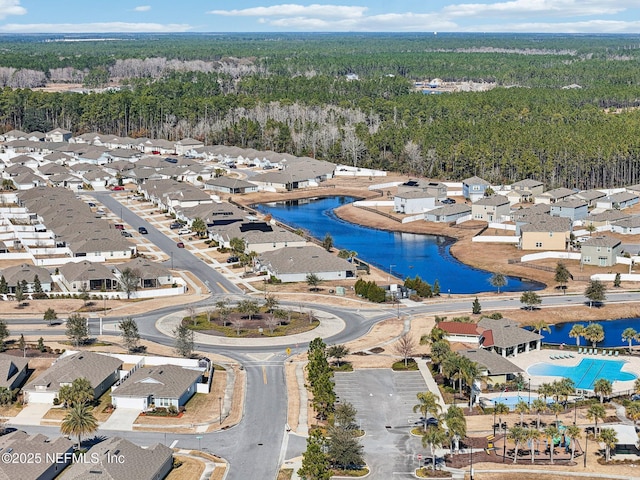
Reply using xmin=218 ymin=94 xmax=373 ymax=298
xmin=474 ymin=195 xmax=509 ymax=207
xmin=587 ymin=210 xmax=630 ymax=223
xmin=60 ymin=437 xmax=173 ymax=480
xmin=512 ymin=178 xmax=543 ymax=188
xmin=519 ymin=215 xmax=572 ymax=233
xmin=482 ymin=324 xmax=542 ymax=348
xmin=540 ymin=187 xmax=575 ymax=200
xmin=0 ymin=353 xmax=28 ymax=389
xmin=59 ymin=260 xmax=117 ymax=283
xmin=24 ymin=351 xmax=122 ymax=393
xmin=458 ymin=349 xmax=523 ymax=375
xmin=463 ymin=175 xmax=490 ymax=185
xmin=259 ymin=246 xmax=355 ymax=276
xmin=582 ymin=235 xmax=622 ymax=248
xmin=551 ymin=198 xmax=587 ymax=209
xmin=111 ymin=364 xmax=201 ymax=400
xmin=0 ymin=431 xmax=73 ymax=480
xmin=1 ymin=263 xmax=52 ymax=286
xmin=428 ymin=204 xmax=471 ymax=215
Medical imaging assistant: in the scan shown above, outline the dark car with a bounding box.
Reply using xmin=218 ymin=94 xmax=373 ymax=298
xmin=170 ymin=222 xmax=182 ymax=229
xmin=226 ymin=256 xmax=239 ymax=263
xmin=442 ymin=198 xmax=456 ymax=204
xmin=87 ymin=202 xmax=96 ymax=207
xmin=138 ymin=227 xmax=148 ymax=234
xmin=176 ymin=241 xmax=185 ymax=248
xmin=121 ymin=231 xmax=132 ymax=237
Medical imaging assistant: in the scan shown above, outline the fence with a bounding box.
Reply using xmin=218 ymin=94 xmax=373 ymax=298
xmin=472 ymin=236 xmax=519 ymax=243
xmin=401 ymin=213 xmax=425 ymax=224
xmin=354 ymin=204 xmax=401 ymax=223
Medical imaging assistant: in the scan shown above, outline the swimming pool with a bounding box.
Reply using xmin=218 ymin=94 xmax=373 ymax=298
xmin=527 ymin=358 xmax=637 ymax=390
xmin=483 ymin=392 xmax=552 ymax=410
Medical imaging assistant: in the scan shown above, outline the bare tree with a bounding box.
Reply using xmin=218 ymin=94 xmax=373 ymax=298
xmin=264 ymin=315 xmax=279 ymax=334
xmin=230 ymin=316 xmax=243 ymax=336
xmin=187 ymin=306 xmax=197 ymax=326
xmin=404 ymin=140 xmax=424 ymax=175
xmin=342 ymin=127 xmax=366 ymax=167
xmin=393 ymin=334 xmax=416 ymax=367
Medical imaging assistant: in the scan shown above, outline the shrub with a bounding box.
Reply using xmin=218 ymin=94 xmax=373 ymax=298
xmin=168 ymin=405 xmax=178 ymax=415
xmin=53 ymin=397 xmax=60 ymax=406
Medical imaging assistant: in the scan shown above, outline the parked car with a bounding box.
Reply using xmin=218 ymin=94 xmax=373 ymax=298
xmin=170 ymin=222 xmax=182 ymax=229
xmin=87 ymin=202 xmax=96 ymax=207
xmin=442 ymin=198 xmax=456 ymax=204
xmin=114 ymin=224 xmax=124 ymax=230
xmin=121 ymin=231 xmax=132 ymax=237
xmin=227 ymin=256 xmax=239 ymax=263
xmin=178 ymin=227 xmax=191 ymax=235
xmin=111 ymin=185 xmax=125 ymax=191
xmin=138 ymin=227 xmax=148 ymax=234
xmin=176 ymin=241 xmax=185 ymax=248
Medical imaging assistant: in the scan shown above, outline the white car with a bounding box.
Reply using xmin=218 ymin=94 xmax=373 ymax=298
xmin=178 ymin=228 xmax=192 ymax=235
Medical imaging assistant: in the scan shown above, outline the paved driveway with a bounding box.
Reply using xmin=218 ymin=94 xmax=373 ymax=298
xmin=99 ymin=408 xmax=140 ymax=431
xmin=334 ymin=370 xmax=429 ymax=478
xmin=8 ymin=403 xmax=51 ymax=426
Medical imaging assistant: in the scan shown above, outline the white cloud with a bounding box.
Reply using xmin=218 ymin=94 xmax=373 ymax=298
xmin=0 ymin=22 xmax=193 ymax=33
xmin=443 ymin=0 xmax=631 ymax=19
xmin=208 ymin=3 xmax=367 ymax=19
xmin=133 ymin=5 xmax=151 ymax=12
xmin=0 ymin=0 xmax=26 ymax=20
xmin=463 ymin=19 xmax=640 ymax=33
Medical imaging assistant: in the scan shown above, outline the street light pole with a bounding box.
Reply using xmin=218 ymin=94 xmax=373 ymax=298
xmin=502 ymin=423 xmax=507 ymax=463
xmin=493 ymin=401 xmax=497 ymax=436
xmin=528 ymin=380 xmax=531 ymax=406
xmin=470 ymin=444 xmax=474 ymax=480
xmin=171 ymin=251 xmax=174 ymax=270
xmin=583 ymin=429 xmax=588 ymax=468
xmin=219 ymin=396 xmax=222 ymax=425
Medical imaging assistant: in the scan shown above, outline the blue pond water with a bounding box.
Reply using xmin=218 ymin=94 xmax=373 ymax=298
xmin=256 ymin=196 xmax=542 ymax=294
xmin=527 ymin=358 xmax=636 ymax=390
xmin=542 ymin=318 xmax=640 ymax=347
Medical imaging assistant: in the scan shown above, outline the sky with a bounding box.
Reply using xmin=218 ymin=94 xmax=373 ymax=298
xmin=1 ymin=1 xmax=640 ymax=34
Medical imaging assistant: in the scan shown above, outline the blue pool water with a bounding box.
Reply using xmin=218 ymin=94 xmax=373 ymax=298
xmin=487 ymin=393 xmax=552 ymax=410
xmin=256 ymin=196 xmax=543 ymax=294
xmin=527 ymin=358 xmax=636 ymax=390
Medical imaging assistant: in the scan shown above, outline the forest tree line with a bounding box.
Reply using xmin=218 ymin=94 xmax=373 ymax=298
xmin=2 ymin=34 xmax=640 ymax=189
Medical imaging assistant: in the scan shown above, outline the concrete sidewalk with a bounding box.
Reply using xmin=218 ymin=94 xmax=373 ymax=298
xmin=417 ymin=358 xmax=447 ymax=412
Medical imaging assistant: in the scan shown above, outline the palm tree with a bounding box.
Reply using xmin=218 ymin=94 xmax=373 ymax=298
xmin=421 ymin=425 xmax=447 ymax=471
xmin=526 ymin=428 xmax=541 ymax=464
xmin=543 ymin=425 xmax=560 ymax=464
xmin=593 ymin=378 xmax=612 ymax=404
xmin=444 ymin=406 xmax=467 ymax=454
xmin=460 ymin=357 xmax=482 ymax=408
xmin=626 ymin=402 xmax=640 ymax=425
xmin=635 ymin=378 xmax=640 ymax=395
xmin=569 ymin=324 xmax=585 ymax=347
xmin=60 ymin=403 xmax=98 ymax=447
xmin=508 ymin=424 xmax=527 ymax=463
xmin=583 ymin=323 xmax=605 ymax=348
xmin=413 ymin=391 xmax=441 ymax=431
xmin=530 ymin=320 xmax=551 ymax=336
xmin=586 ymin=403 xmax=606 ymax=434
xmin=565 ymin=424 xmax=582 ymax=463
xmin=531 ymin=398 xmax=547 ymax=429
xmin=429 ymin=340 xmax=451 ymax=373
xmin=494 ymin=402 xmax=510 ymax=430
xmin=442 ymin=352 xmax=464 ymax=395
xmin=622 ymin=327 xmax=638 ymax=352
xmin=599 ymin=428 xmax=618 ymax=462
xmin=537 ymin=382 xmax=554 ymax=402
xmin=557 ymin=378 xmax=576 ymax=405
xmin=549 ymin=402 xmax=564 ymax=426
xmin=514 ymin=400 xmax=529 ymax=426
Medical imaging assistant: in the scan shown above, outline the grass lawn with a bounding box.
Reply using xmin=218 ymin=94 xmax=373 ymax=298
xmin=277 ymin=468 xmax=293 ymax=480
xmin=392 ymin=358 xmax=418 ymax=371
xmin=331 ymin=467 xmax=369 ymax=477
xmin=185 ymin=312 xmax=319 ymax=338
xmin=166 ymin=456 xmax=204 ymax=480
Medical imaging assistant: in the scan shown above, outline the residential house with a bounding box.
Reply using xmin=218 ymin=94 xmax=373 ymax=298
xmin=12 ymin=172 xmax=46 ymax=190
xmin=574 ymin=189 xmax=607 ymax=207
xmin=138 ymin=138 xmax=177 ymax=155
xmin=23 ymin=351 xmax=122 ymax=404
xmin=250 ymin=157 xmax=335 ymax=190
xmin=471 ymin=195 xmax=510 ymax=222
xmin=437 ymin=322 xmax=483 ymax=345
xmin=424 ymin=204 xmax=471 ymax=223
xmin=550 ymin=198 xmax=588 ymax=221
xmin=0 ymin=431 xmax=74 ymax=480
xmin=462 ymin=175 xmax=490 ymax=202
xmin=47 ymin=173 xmax=84 ymax=190
xmin=44 ymin=128 xmax=72 ymax=143
xmin=457 ymin=348 xmax=523 ymax=386
xmin=0 ymin=353 xmax=29 ymax=390
xmin=596 ymin=191 xmax=640 ymax=210
xmin=585 ymin=210 xmax=630 ymax=228
xmin=111 ymin=364 xmax=203 ymax=410
xmin=256 ymin=245 xmax=355 ymax=282
xmin=611 ymin=216 xmax=640 ymax=235
xmin=141 ymin=179 xmax=213 ymax=212
xmin=58 ymin=260 xmax=119 ymax=292
xmin=535 ymin=187 xmax=575 ymax=204
xmin=0 ymin=129 xmax=29 ymax=142
xmin=175 ymin=137 xmax=204 ymax=155
xmin=519 ymin=215 xmax=571 ymax=251
xmin=175 ymin=202 xmax=246 ymax=226
xmin=61 ymin=437 xmax=173 ymax=480
xmin=511 ymin=203 xmax=551 ymax=222
xmin=204 ymin=176 xmax=259 ymax=194
xmin=26 ymin=131 xmax=45 ymax=142
xmin=116 ymin=258 xmax=173 ymax=288
xmin=397 ymin=180 xmax=447 ymax=199
xmin=1 ymin=263 xmax=52 ymax=293
xmin=209 ymin=221 xmax=306 ymax=253
xmin=393 ymin=191 xmax=437 ymax=214
xmin=580 ymin=236 xmax=622 ymax=267
xmin=511 ymin=178 xmax=544 ymax=202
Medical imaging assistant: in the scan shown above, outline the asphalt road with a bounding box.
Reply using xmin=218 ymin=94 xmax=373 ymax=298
xmin=14 ymin=191 xmax=640 ymax=479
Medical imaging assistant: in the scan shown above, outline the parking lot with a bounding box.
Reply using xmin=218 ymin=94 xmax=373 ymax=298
xmin=334 ymin=370 xmax=430 ymax=478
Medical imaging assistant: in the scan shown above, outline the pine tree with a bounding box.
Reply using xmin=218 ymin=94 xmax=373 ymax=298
xmin=298 ymin=430 xmax=331 ymax=480
xmin=472 ymin=297 xmax=481 ymax=314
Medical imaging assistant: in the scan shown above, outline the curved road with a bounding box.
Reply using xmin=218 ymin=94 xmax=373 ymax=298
xmin=14 ymin=191 xmax=640 ymax=479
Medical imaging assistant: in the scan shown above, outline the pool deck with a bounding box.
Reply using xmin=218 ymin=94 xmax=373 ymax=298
xmin=507 ymin=348 xmax=639 ymax=395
